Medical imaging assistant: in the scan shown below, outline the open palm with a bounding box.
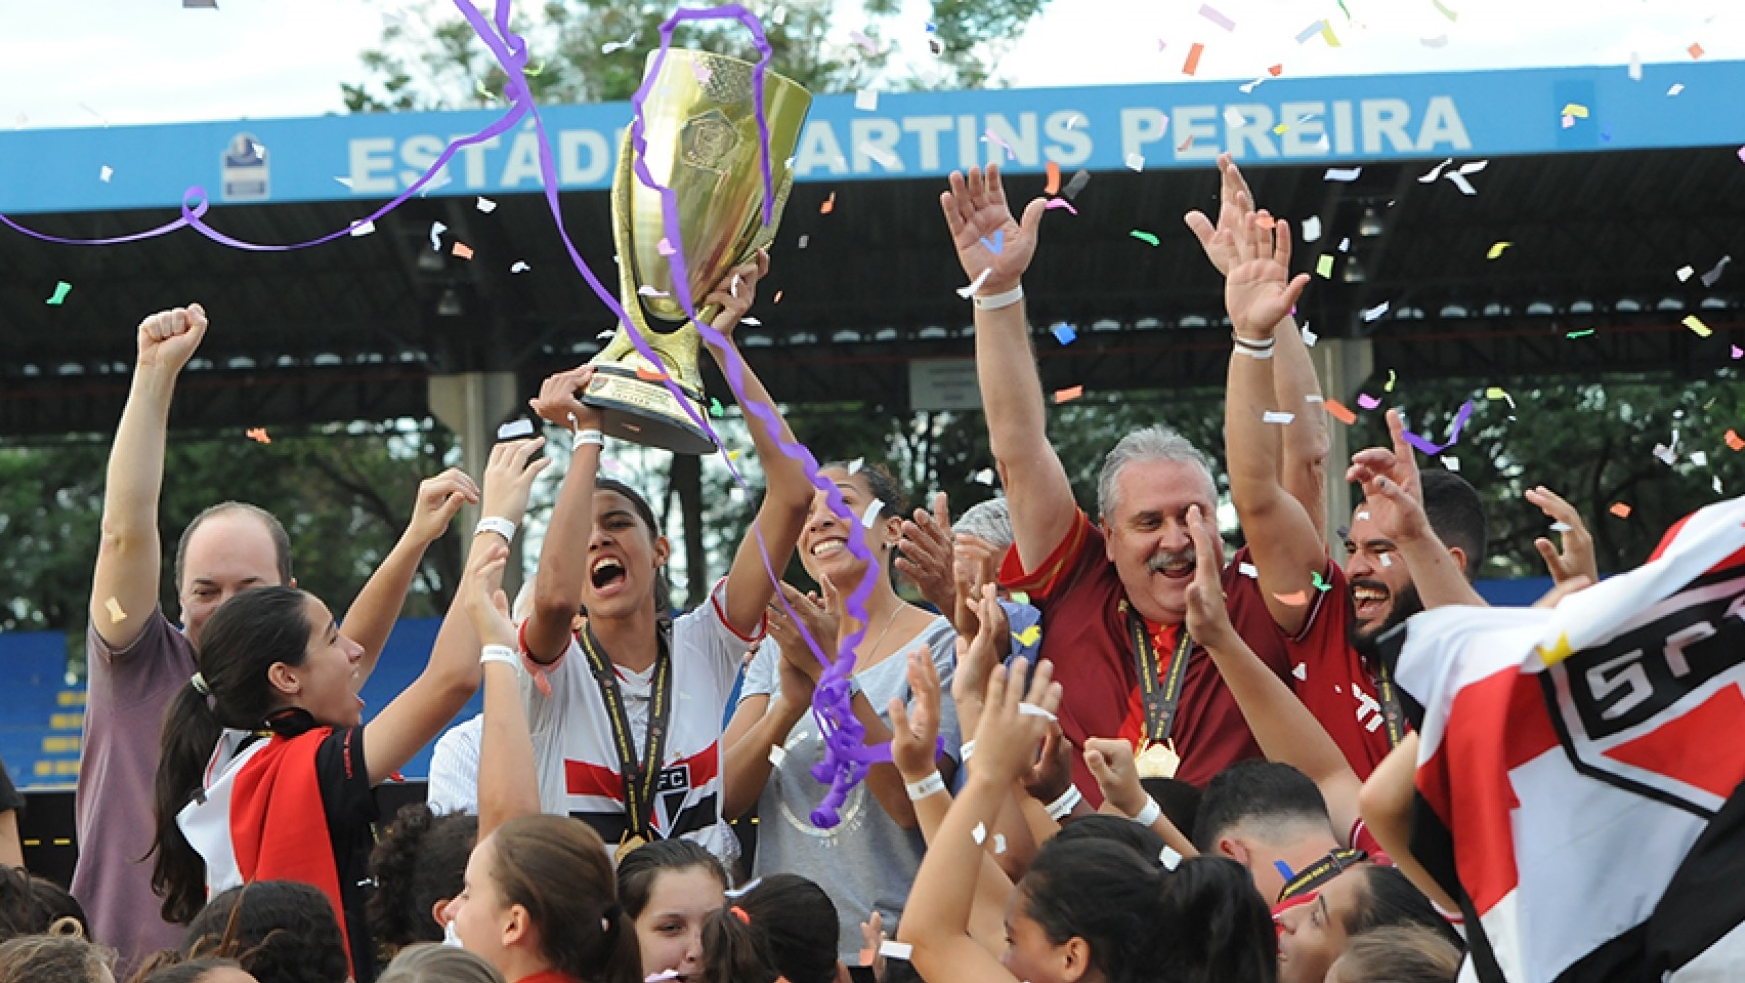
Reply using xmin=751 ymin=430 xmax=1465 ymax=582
xmin=1225 ymin=212 xmax=1308 ymax=339
xmin=939 ymin=163 xmax=1045 ymax=291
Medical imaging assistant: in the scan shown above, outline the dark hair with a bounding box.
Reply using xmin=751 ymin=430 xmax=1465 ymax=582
xmin=486 ymin=815 xmax=640 ymax=983
xmin=0 ymin=934 xmax=113 ymax=983
xmin=175 ymin=501 xmax=293 ymax=592
xmin=593 ymin=477 xmax=674 ymax=616
xmin=718 ymin=874 xmax=840 ymax=983
xmin=1419 ymin=470 xmax=1487 ymax=580
xmin=1020 ymin=837 xmax=1166 ymax=983
xmin=1193 ymin=761 xmax=1332 ymax=853
xmin=1332 ymin=925 xmax=1461 ymax=983
xmin=1143 ymin=776 xmax=1201 ymax=840
xmin=1054 ymin=813 xmax=1167 ymax=862
xmin=377 ymin=943 xmax=508 ymax=983
xmin=129 ymin=956 xmax=248 ymax=983
xmin=617 ymin=837 xmax=728 ymax=920
xmin=823 ymin=461 xmax=909 ymax=519
xmin=184 ymin=880 xmax=349 ymax=983
xmin=1341 ymin=866 xmax=1465 ymax=953
xmin=152 ymin=586 xmax=317 ymax=923
xmin=0 ymin=865 xmax=89 ymax=941
xmin=368 ymin=803 xmax=480 ymax=950
xmin=1154 ymin=857 xmax=1276 ymax=983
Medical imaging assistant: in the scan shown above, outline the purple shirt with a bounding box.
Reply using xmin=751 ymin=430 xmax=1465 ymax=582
xmin=72 ymin=609 xmax=195 ymax=971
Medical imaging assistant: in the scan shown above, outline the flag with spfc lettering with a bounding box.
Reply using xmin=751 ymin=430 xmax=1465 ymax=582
xmin=1389 ymin=497 xmax=1745 ymax=983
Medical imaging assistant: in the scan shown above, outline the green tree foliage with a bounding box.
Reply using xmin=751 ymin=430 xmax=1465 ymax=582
xmin=342 ymin=0 xmax=1051 ymax=112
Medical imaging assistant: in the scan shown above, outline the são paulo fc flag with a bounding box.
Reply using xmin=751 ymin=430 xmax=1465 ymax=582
xmin=1388 ymin=496 xmax=1745 ymax=983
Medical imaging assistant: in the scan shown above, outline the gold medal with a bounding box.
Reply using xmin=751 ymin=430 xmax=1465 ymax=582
xmin=1134 ymin=740 xmax=1180 ymax=779
xmin=615 ymin=833 xmax=648 ymax=864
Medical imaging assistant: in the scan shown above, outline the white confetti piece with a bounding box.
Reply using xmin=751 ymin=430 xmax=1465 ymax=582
xmin=1324 ymin=166 xmax=1362 ymax=182
xmin=859 ymin=142 xmax=900 ymax=170
xmin=476 ymin=196 xmax=498 ymax=213
xmin=798 ymin=234 xmax=810 ymax=249
xmin=1653 ymin=443 xmax=1678 ymax=466
xmin=349 ymin=219 xmax=376 ymax=237
xmin=971 ymin=822 xmax=987 ymax=845
xmin=1292 ymin=663 xmax=1307 ymax=681
xmin=497 ymin=419 xmax=534 ymax=440
xmin=510 ymin=260 xmax=531 ymax=273
xmin=429 ymin=221 xmax=447 ymax=251
xmin=1668 ymin=83 xmax=1685 ymax=96
xmin=862 ymin=499 xmax=885 ymax=529
xmin=1125 ymin=152 xmax=1145 ymax=172
xmin=879 ymin=941 xmax=913 ymax=960
xmin=768 ymin=744 xmax=788 ymax=767
xmin=1445 ymin=172 xmax=1477 ymax=195
xmin=1701 ymin=256 xmax=1731 ymax=288
xmin=333 ymin=176 xmax=354 ymax=189
xmin=1421 ymin=34 xmax=1448 ymax=48
xmin=1224 ymin=106 xmax=1245 ymax=127
xmin=1160 ymin=846 xmax=1183 ymax=870
xmin=741 ymin=317 xmax=762 ymax=327
xmin=1380 ymin=553 xmax=1392 ymax=567
xmin=848 ymin=457 xmax=865 ymax=475
xmin=1017 ymin=702 xmax=1058 ymax=722
xmin=1441 ymin=456 xmax=1460 ymax=472
xmin=1300 ymin=323 xmax=1319 ymax=347
xmin=99 ymin=165 xmax=113 ymax=182
xmin=1629 ymin=52 xmax=1642 ymax=80
xmin=854 ymin=89 xmax=879 ymax=112
xmin=973 ymin=468 xmax=996 ymax=486
xmin=1418 ymin=158 xmax=1454 ymax=183
xmin=1677 ymin=265 xmax=1695 ymax=282
xmin=993 ymin=833 xmax=1008 ymax=855
xmin=1691 ymin=451 xmax=1709 ymax=467
xmin=1362 ymin=301 xmax=1390 ymax=322
xmin=601 ymin=32 xmax=638 ymax=54
xmin=956 ymin=268 xmax=992 ymax=299
xmin=1262 ymin=411 xmax=1296 ymax=425
xmin=1549 ymin=521 xmax=1573 ymax=533
xmin=638 ymin=284 xmax=669 ymax=298
xmin=1238 ymin=562 xmax=1259 ymax=579
xmin=1355 ymin=510 xmax=1371 ymax=522
xmin=1301 ymin=216 xmax=1322 ymax=242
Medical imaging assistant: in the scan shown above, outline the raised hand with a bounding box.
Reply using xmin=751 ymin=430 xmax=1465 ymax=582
xmin=479 ymin=436 xmax=550 ymax=527
xmin=968 ymin=658 xmax=1062 ymax=786
xmin=895 ymin=492 xmax=955 ymax=615
xmin=1021 ymin=722 xmax=1075 ymax=806
xmin=1345 ymin=410 xmax=1433 ymax=544
xmin=770 ymin=580 xmax=841 ymax=684
xmin=888 ymin=648 xmax=945 ymax=783
xmin=1184 ymin=153 xmax=1259 ymax=276
xmin=463 ymin=541 xmax=516 ymax=650
xmin=1083 ymin=737 xmax=1147 ymax=818
xmin=1525 ymin=485 xmax=1599 ymax=587
xmin=529 ymin=365 xmax=605 ymax=433
xmin=949 ymin=533 xmax=1003 ymax=636
xmin=1183 ymin=505 xmax=1239 ymax=655
xmin=950 ymin=584 xmax=1006 ymax=721
xmin=704 ymin=248 xmax=770 ymax=340
xmin=1225 ymin=210 xmax=1309 ymax=341
xmin=938 ymin=163 xmax=1047 ymax=294
xmin=136 ymin=303 xmax=209 ymax=374
xmin=406 ymin=468 xmax=481 ymax=545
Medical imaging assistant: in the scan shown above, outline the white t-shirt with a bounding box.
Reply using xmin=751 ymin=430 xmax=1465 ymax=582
xmin=518 ymin=580 xmax=759 ymax=865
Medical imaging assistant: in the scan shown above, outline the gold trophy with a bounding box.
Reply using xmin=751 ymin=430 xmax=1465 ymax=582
xmin=584 ymin=50 xmax=812 ymax=454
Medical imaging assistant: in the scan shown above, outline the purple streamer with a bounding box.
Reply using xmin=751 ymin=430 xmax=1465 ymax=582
xmin=1399 ymin=399 xmax=1475 ymax=455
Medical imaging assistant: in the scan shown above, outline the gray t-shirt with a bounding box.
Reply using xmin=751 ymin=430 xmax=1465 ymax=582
xmin=73 ymin=609 xmax=197 ymax=973
xmin=741 ymin=615 xmax=960 ymax=962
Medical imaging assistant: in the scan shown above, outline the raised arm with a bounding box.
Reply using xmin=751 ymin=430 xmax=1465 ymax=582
xmin=362 ymin=438 xmax=548 ymax=786
xmin=463 ymin=539 xmax=542 ymax=842
xmin=524 ymin=367 xmax=605 ymax=663
xmin=704 ymin=250 xmax=815 ymax=635
xmin=1183 ymin=505 xmax=1362 ymax=837
xmin=939 ymin=165 xmax=1072 ymax=570
xmin=90 ymin=304 xmax=208 ymax=649
xmin=1346 ymin=412 xmax=1484 ymax=610
xmin=342 ymin=468 xmax=479 ymax=685
xmin=1525 ymin=485 xmax=1599 ymax=587
xmin=1357 ymin=734 xmax=1459 ymax=912
xmin=1220 ymin=209 xmax=1324 ymax=635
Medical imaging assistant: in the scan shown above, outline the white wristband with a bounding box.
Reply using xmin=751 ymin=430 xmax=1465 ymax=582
xmin=1131 ymin=797 xmax=1162 ymax=828
xmin=959 ymin=740 xmax=976 ymax=763
xmin=474 ymin=516 xmax=517 ymax=542
xmin=1233 ymin=346 xmax=1275 ymax=360
xmin=481 ymin=644 xmax=519 ymax=669
xmin=1044 ymin=784 xmax=1083 ymax=822
xmin=973 ymin=284 xmax=1024 ymax=311
xmin=904 ymin=772 xmax=947 ymax=801
xmin=573 ymin=428 xmax=605 ymax=449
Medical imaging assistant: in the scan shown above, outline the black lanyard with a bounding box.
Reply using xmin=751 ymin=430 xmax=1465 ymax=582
xmin=1277 ymin=848 xmax=1369 ymax=904
xmin=578 ymin=621 xmax=673 ymax=840
xmin=1123 ymin=602 xmax=1194 ymax=747
xmin=1374 ymin=660 xmax=1407 ymax=749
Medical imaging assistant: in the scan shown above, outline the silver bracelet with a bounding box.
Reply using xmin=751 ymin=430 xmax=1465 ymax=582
xmin=973 ymin=284 xmax=1024 ymax=311
xmin=1044 ymin=784 xmax=1083 ymax=822
xmin=480 ymin=644 xmax=519 ymax=668
xmin=904 ymin=772 xmax=947 ymax=801
xmin=474 ymin=516 xmax=517 ymax=542
xmin=1131 ymin=797 xmax=1162 ymax=827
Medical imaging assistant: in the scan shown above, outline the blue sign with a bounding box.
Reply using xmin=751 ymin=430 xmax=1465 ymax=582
xmin=0 ymin=60 xmax=1740 ymax=216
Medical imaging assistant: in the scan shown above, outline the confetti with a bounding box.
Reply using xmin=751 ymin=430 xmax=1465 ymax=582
xmin=854 ymin=89 xmax=879 ymax=112
xmin=1045 ymin=198 xmax=1079 ymax=215
xmin=1324 ymin=167 xmax=1362 ymax=182
xmin=1269 ymin=64 xmax=1283 ymax=77
xmin=647 ymin=972 xmax=681 ymax=983
xmin=1224 ymin=107 xmax=1246 ymax=128
xmin=848 ymin=29 xmax=879 ymax=55
xmin=1399 ymin=400 xmax=1474 ymax=456
xmin=1629 ymin=52 xmax=1643 ymax=81
xmin=183 ymin=0 xmax=217 ymax=7
xmin=429 ymin=221 xmax=446 ymax=251
xmin=1728 ymin=430 xmax=1745 ymax=452
xmin=982 ymin=128 xmax=1017 ymax=161
xmin=993 ymin=833 xmax=1008 ymax=855
xmin=1054 ymin=385 xmax=1084 ymax=404
xmin=1238 ymin=562 xmax=1259 ymax=578
xmin=1487 ymin=242 xmax=1511 ymax=260
xmin=1705 ymin=256 xmax=1733 ymax=287
xmin=1485 ymin=386 xmax=1516 ymax=409
xmin=797 ymin=235 xmax=809 ymax=249
xmin=819 ymin=192 xmax=837 ymax=215
xmin=105 ymin=597 xmax=127 ymax=623
xmin=1301 ymin=323 xmax=1318 ymax=347
xmin=1418 ymin=158 xmax=1453 ymax=183
xmin=1567 ymin=328 xmax=1595 ymax=339
xmin=497 ymin=419 xmax=535 ymax=440
xmin=635 ymin=365 xmax=670 ymax=382
xmin=1688 ymin=43 xmax=1704 ymax=60
xmin=1310 ymin=570 xmax=1332 ymax=592
xmin=1432 ymin=0 xmax=1458 ymax=19
xmin=708 ymin=398 xmax=726 ymax=418
xmin=956 ymin=268 xmax=993 ymax=299
xmin=1677 ymin=265 xmax=1695 ymax=282
xmin=510 ymin=260 xmax=531 ymax=273
xmin=971 ymin=822 xmax=987 ymax=845
xmin=1292 ymin=663 xmax=1308 ymax=681
xmin=1063 ymin=169 xmax=1092 ymax=199
xmin=246 ymin=427 xmax=271 ymax=444
xmin=601 ymin=31 xmax=638 ymax=54
xmin=1294 ymin=20 xmax=1325 ymax=44
xmin=1321 ymin=23 xmax=1342 ymax=47
xmin=1052 ymin=322 xmax=1077 ymax=345
xmin=1441 ymin=456 xmax=1460 ymax=472
xmin=1043 ymin=161 xmax=1061 ymax=196
xmin=1160 ymin=847 xmax=1183 ymax=871
xmin=349 ymin=219 xmax=376 ymax=237
xmin=980 ymin=230 xmax=1005 ymax=254
xmin=1561 ymin=103 xmax=1589 ymax=119
xmin=858 ymin=498 xmax=881 ymax=531
xmin=1301 ymin=216 xmax=1322 ymax=242
xmin=1653 ymin=443 xmax=1677 ymax=466
xmin=1130 ymin=230 xmax=1161 ymax=247
xmin=769 ymin=744 xmax=787 ymax=766
xmin=99 ymin=165 xmax=113 ymax=183
xmin=1609 ymin=502 xmax=1633 ymax=519
xmin=691 ymin=61 xmax=712 ymax=85
xmin=1357 ymin=393 xmax=1382 ymax=410
xmin=656 ymin=237 xmax=676 ymax=257
xmin=1421 ymin=35 xmax=1448 ymax=48
xmin=1668 ymin=84 xmax=1685 ymax=96
xmin=1362 ymin=302 xmax=1390 ymax=323
xmin=1323 ymin=399 xmax=1357 ymax=425
xmin=1199 ymin=4 xmax=1236 ymax=30
xmin=1262 ymin=411 xmax=1296 ymax=425
xmin=637 ymin=284 xmax=669 ymax=298
xmin=1316 ymin=254 xmax=1335 ymax=278
xmin=1125 ymin=152 xmax=1146 ymax=172
xmin=860 ymin=143 xmax=899 ymax=170
xmin=45 ymin=281 xmax=71 ymax=305
xmin=848 ymin=458 xmax=865 ymax=475
xmin=879 ymin=941 xmax=913 ymax=961
xmin=1734 ymin=346 xmax=1743 ymax=360
xmin=773 ymin=290 xmax=783 ymax=303
xmin=973 ymin=468 xmax=996 ymax=486
xmin=1274 ymin=590 xmax=1308 ymax=607
xmin=452 ymin=241 xmax=474 ymax=260
xmin=1549 ymin=521 xmax=1573 ymax=533
xmin=1182 ymin=43 xmax=1205 ymax=76
xmin=1692 ymin=451 xmax=1710 ymax=467
xmin=1017 ymin=703 xmax=1058 ymax=722
xmin=1684 ymin=315 xmax=1712 ymax=338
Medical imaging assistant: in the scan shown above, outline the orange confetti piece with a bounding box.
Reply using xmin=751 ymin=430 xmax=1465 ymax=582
xmin=1177 ymin=134 xmax=1195 ymax=151
xmin=1044 ymin=160 xmax=1061 ymax=196
xmin=1609 ymin=502 xmax=1633 ymax=519
xmin=635 ymin=365 xmax=671 ymax=383
xmin=452 ymin=241 xmax=474 ymax=260
xmin=1726 ymin=429 xmax=1745 ymax=451
xmin=1274 ymin=590 xmax=1308 ymax=607
xmin=1054 ymin=385 xmax=1084 ymax=404
xmin=1688 ymin=42 xmax=1705 ymax=60
xmin=1182 ymin=42 xmax=1205 ymax=76
xmin=1322 ymin=399 xmax=1357 ymax=425
xmin=820 ymin=192 xmax=836 ymax=215
xmin=1255 ymin=213 xmax=1277 ymax=231
xmin=246 ymin=427 xmax=271 ymax=444
xmin=1268 ymin=63 xmax=1283 ymax=77
xmin=773 ymin=290 xmax=783 ymax=304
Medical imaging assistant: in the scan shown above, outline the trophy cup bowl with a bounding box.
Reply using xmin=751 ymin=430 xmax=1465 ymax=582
xmin=583 ymin=49 xmax=812 ymax=454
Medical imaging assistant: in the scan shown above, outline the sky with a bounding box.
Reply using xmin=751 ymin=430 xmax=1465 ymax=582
xmin=1 ymin=0 xmax=1738 ymax=131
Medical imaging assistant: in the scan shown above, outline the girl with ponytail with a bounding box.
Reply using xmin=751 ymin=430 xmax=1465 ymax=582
xmin=150 ymin=438 xmax=550 ymax=983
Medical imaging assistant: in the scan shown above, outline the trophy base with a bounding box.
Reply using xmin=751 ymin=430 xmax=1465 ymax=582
xmin=582 ymin=362 xmax=716 ymax=456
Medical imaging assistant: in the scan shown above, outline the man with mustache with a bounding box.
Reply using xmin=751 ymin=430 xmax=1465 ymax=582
xmin=939 ymin=164 xmax=1297 ymax=794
